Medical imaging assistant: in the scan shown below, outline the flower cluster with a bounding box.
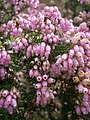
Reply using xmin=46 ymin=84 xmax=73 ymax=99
xmin=12 ymin=38 xmax=28 ymax=53
xmin=0 ymin=4 xmax=73 ymax=44
xmin=8 ymin=0 xmax=39 ymax=14
xmin=0 ymin=2 xmax=39 ymax=37
xmin=74 ymin=69 xmax=90 ymax=115
xmin=29 ymin=57 xmax=50 ymax=76
xmin=52 ymin=29 xmax=90 ymax=78
xmin=74 ymin=11 xmax=90 ymax=28
xmin=0 ymin=87 xmax=19 ymax=114
xmin=75 ymin=94 xmax=90 ymax=115
xmin=26 ymin=42 xmax=51 ymax=58
xmin=28 ymin=55 xmax=55 ymax=105
xmin=33 ymin=74 xmax=55 ymax=106
xmin=42 ymin=6 xmax=73 ymax=33
xmin=79 ymin=0 xmax=90 ymax=3
xmin=0 ymin=47 xmax=11 ymax=79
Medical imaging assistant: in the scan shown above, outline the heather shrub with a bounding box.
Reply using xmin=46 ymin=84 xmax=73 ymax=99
xmin=0 ymin=0 xmax=90 ymax=120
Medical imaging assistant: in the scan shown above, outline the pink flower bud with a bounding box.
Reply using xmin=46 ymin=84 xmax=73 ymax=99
xmin=56 ymin=57 xmax=62 ymax=64
xmin=45 ymin=45 xmax=51 ymax=53
xmin=26 ymin=52 xmax=30 ymax=58
xmin=45 ymin=25 xmax=49 ymax=31
xmin=86 ymin=107 xmax=90 ymax=112
xmin=43 ymin=75 xmax=48 ymax=80
xmin=42 ymin=97 xmax=48 ymax=105
xmin=0 ymin=68 xmax=5 ymax=78
xmin=18 ymin=42 xmax=23 ymax=49
xmin=45 ymin=91 xmax=50 ymax=98
xmin=62 ymin=54 xmax=68 ymax=61
xmin=45 ymin=51 xmax=49 ymax=58
xmin=41 ymin=23 xmax=45 ymax=29
xmin=37 ymin=90 xmax=41 ymax=96
xmin=35 ymin=83 xmax=42 ymax=89
xmin=22 ymin=38 xmax=28 ymax=46
xmin=49 ymin=92 xmax=55 ymax=99
xmin=12 ymin=88 xmax=19 ymax=98
xmin=36 ymin=76 xmax=42 ymax=82
xmin=10 ymin=91 xmax=13 ymax=96
xmin=14 ymin=46 xmax=19 ymax=53
xmin=79 ymin=59 xmax=85 ymax=68
xmin=4 ymin=31 xmax=8 ymax=36
xmin=33 ymin=70 xmax=39 ymax=77
xmin=4 ymin=100 xmax=9 ymax=108
xmin=75 ymin=106 xmax=81 ymax=115
xmin=79 ymin=22 xmax=87 ymax=31
xmin=76 ymin=52 xmax=83 ymax=58
xmin=81 ymin=107 xmax=88 ymax=115
xmin=5 ymin=54 xmax=11 ymax=65
xmin=2 ymin=90 xmax=9 ymax=97
xmin=34 ymin=45 xmax=41 ymax=56
xmin=7 ymin=105 xmax=13 ymax=114
xmin=18 ymin=28 xmax=23 ymax=34
xmin=78 ymin=84 xmax=84 ymax=93
xmin=49 ymin=38 xmax=53 ymax=43
xmin=43 ymin=36 xmax=47 ymax=42
xmin=48 ymin=78 xmax=55 ymax=84
xmin=63 ymin=61 xmax=68 ymax=70
xmin=88 ymin=89 xmax=90 ymax=94
xmin=79 ymin=46 xmax=84 ymax=54
xmin=68 ymin=58 xmax=73 ymax=66
xmin=13 ymin=94 xmax=17 ymax=99
xmin=85 ymin=71 xmax=90 ymax=78
xmin=83 ymin=94 xmax=89 ymax=100
xmin=11 ymin=98 xmax=17 ymax=107
xmin=83 ymin=87 xmax=88 ymax=94
xmin=73 ymin=58 xmax=79 ymax=69
xmin=71 ymin=38 xmax=78 ymax=44
xmin=18 ymin=17 xmax=23 ymax=24
xmin=82 ymin=101 xmax=89 ymax=107
xmin=12 ymin=41 xmax=17 ymax=47
xmin=1 ymin=50 xmax=7 ymax=58
xmin=41 ymin=42 xmax=46 ymax=48
xmin=68 ymin=67 xmax=73 ymax=74
xmin=41 ymin=87 xmax=46 ymax=94
xmin=42 ymin=81 xmax=47 ymax=87
xmin=7 ymin=20 xmax=13 ymax=26
xmin=27 ymin=45 xmax=32 ymax=52
xmin=36 ymin=96 xmax=41 ymax=105
xmin=69 ymin=49 xmax=74 ymax=57
xmin=84 ymin=67 xmax=90 ymax=72
xmin=53 ymin=37 xmax=58 ymax=43
xmin=40 ymin=43 xmax=45 ymax=55
xmin=46 ymin=19 xmax=51 ymax=25
xmin=6 ymin=95 xmax=12 ymax=104
xmin=13 ymin=27 xmax=18 ymax=34
xmin=0 ymin=57 xmax=4 ymax=65
xmin=11 ymin=87 xmax=17 ymax=94
xmin=73 ymin=45 xmax=79 ymax=52
xmin=0 ymin=98 xmax=4 ymax=108
xmin=84 ymin=44 xmax=89 ymax=50
xmin=29 ymin=70 xmax=34 ymax=77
